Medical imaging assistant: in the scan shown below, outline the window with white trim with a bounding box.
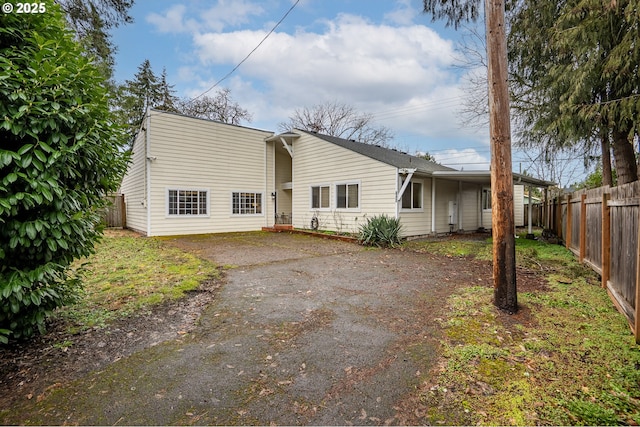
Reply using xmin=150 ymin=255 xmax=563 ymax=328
xmin=311 ymin=185 xmax=330 ymax=209
xmin=167 ymin=189 xmax=208 ymax=216
xmin=232 ymin=192 xmax=263 ymax=215
xmin=401 ymin=179 xmax=423 ymax=210
xmin=336 ymin=183 xmax=359 ymax=209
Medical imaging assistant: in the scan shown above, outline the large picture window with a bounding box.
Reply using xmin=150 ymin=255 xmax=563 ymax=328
xmin=336 ymin=183 xmax=359 ymax=209
xmin=311 ymin=185 xmax=330 ymax=209
xmin=401 ymin=180 xmax=423 ymax=210
xmin=232 ymin=192 xmax=263 ymax=215
xmin=167 ymin=189 xmax=208 ymax=216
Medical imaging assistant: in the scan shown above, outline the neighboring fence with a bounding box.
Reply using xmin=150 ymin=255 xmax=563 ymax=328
xmin=102 ymin=194 xmax=126 ymax=228
xmin=544 ymin=182 xmax=640 ymax=342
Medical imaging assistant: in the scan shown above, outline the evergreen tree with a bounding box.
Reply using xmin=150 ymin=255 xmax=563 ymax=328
xmin=508 ymin=0 xmax=639 ymax=184
xmin=58 ymin=0 xmax=134 ymax=80
xmin=115 ymin=60 xmax=179 ymax=141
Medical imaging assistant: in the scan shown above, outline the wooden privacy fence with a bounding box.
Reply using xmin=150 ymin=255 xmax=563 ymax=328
xmin=102 ymin=194 xmax=126 ymax=228
xmin=544 ymin=181 xmax=640 ymax=342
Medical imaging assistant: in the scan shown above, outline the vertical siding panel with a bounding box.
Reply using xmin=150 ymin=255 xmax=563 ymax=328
xmin=514 ymin=185 xmax=524 ymax=226
xmin=460 ymin=183 xmax=481 ymax=231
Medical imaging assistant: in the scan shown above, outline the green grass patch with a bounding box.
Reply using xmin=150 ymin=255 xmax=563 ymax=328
xmin=414 ymin=236 xmax=640 ymax=425
xmin=404 ymin=238 xmax=492 ymax=260
xmin=55 ymin=231 xmax=219 ymax=331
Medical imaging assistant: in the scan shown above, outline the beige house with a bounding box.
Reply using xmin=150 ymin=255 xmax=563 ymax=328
xmin=120 ymin=110 xmax=552 ymax=237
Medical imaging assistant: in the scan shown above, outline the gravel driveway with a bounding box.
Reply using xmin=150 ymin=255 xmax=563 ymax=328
xmin=2 ymin=232 xmax=491 ymax=425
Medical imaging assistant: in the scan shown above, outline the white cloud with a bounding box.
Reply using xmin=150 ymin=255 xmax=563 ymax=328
xmin=167 ymin=5 xmax=487 ymax=154
xmin=200 ymin=0 xmax=265 ymax=32
xmin=146 ymin=5 xmax=200 ymax=34
xmin=384 ymin=0 xmax=419 ymax=26
xmin=146 ymin=0 xmax=265 ymax=34
xmin=193 ymin=13 xmax=456 ymax=103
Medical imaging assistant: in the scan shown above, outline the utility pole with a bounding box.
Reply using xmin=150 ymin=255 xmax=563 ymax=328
xmin=485 ymin=0 xmax=517 ymax=312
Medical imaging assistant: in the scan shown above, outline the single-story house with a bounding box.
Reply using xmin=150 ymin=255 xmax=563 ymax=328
xmin=120 ymin=109 xmax=554 ymax=237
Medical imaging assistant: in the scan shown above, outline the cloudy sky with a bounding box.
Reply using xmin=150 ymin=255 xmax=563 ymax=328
xmin=111 ymin=0 xmax=527 ymax=173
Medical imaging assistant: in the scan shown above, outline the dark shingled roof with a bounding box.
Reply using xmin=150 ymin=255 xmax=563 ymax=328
xmin=298 ymin=130 xmax=456 ymax=174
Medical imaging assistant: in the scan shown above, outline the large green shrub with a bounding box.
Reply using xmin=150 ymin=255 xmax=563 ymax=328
xmin=0 ymin=1 xmax=129 ymax=343
xmin=359 ymin=214 xmax=403 ymax=247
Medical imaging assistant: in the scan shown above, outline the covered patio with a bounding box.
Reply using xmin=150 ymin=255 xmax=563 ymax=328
xmin=429 ymin=170 xmax=556 ymax=236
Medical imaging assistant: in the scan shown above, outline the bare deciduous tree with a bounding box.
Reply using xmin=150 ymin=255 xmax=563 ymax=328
xmin=179 ymin=89 xmax=252 ymax=125
xmin=279 ymin=101 xmax=393 ymax=147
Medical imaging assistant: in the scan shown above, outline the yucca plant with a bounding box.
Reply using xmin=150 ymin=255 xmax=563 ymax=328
xmin=359 ymin=214 xmax=403 ymax=247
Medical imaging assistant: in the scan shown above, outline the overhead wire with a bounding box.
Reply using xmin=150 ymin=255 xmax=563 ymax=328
xmin=187 ymin=0 xmax=300 ymax=103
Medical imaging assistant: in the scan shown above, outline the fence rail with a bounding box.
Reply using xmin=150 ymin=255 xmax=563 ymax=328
xmin=545 ymin=182 xmax=640 ymax=342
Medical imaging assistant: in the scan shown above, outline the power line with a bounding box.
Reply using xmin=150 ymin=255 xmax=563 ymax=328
xmin=370 ymin=96 xmax=464 ymax=120
xmin=189 ymin=0 xmax=300 ymax=103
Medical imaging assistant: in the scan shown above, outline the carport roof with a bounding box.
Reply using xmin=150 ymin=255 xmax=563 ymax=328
xmin=432 ymin=170 xmax=555 ymax=188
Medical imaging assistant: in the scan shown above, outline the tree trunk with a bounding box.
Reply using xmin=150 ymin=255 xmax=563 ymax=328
xmin=486 ymin=0 xmax=517 ymax=312
xmin=601 ymin=130 xmax=613 ymax=187
xmin=612 ymin=129 xmax=638 ymax=185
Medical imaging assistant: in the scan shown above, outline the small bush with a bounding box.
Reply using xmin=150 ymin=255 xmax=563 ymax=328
xmin=359 ymin=214 xmax=403 ymax=247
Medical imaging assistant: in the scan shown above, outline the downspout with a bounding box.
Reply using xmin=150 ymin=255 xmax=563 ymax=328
xmin=145 ymin=109 xmax=152 ymax=236
xmin=431 ymin=177 xmax=436 ymax=234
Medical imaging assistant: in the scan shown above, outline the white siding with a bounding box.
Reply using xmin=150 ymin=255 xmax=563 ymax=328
xmin=120 ymin=129 xmax=148 ymax=235
xmin=514 ymin=185 xmax=525 ymax=226
xmin=433 ymin=179 xmax=460 ymax=233
xmin=398 ymin=176 xmax=432 ymax=237
xmin=460 ymin=182 xmax=482 ymax=231
xmin=145 ymin=111 xmax=273 ymax=236
xmin=291 ymin=134 xmax=397 ymax=234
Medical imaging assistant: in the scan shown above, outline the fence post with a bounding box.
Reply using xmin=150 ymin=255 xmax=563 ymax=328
xmin=633 ymin=202 xmax=640 ymax=344
xmin=636 ymin=203 xmax=640 ymax=344
xmin=602 ymin=192 xmax=610 ymax=290
xmin=121 ymin=195 xmax=127 ymax=229
xmin=566 ymin=194 xmax=572 ymax=250
xmin=579 ymin=193 xmax=586 ymax=262
xmin=556 ymin=196 xmax=562 ymax=238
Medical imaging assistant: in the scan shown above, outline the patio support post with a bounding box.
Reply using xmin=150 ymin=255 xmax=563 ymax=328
xmin=431 ymin=177 xmax=436 ymax=234
xmin=526 ymin=184 xmax=534 ymax=239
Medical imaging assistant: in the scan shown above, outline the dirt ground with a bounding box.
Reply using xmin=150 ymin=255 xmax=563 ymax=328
xmin=0 ymin=231 xmax=545 ymax=425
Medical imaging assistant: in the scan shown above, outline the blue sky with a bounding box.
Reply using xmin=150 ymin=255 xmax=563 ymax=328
xmin=110 ymin=0 xmax=589 ymax=183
